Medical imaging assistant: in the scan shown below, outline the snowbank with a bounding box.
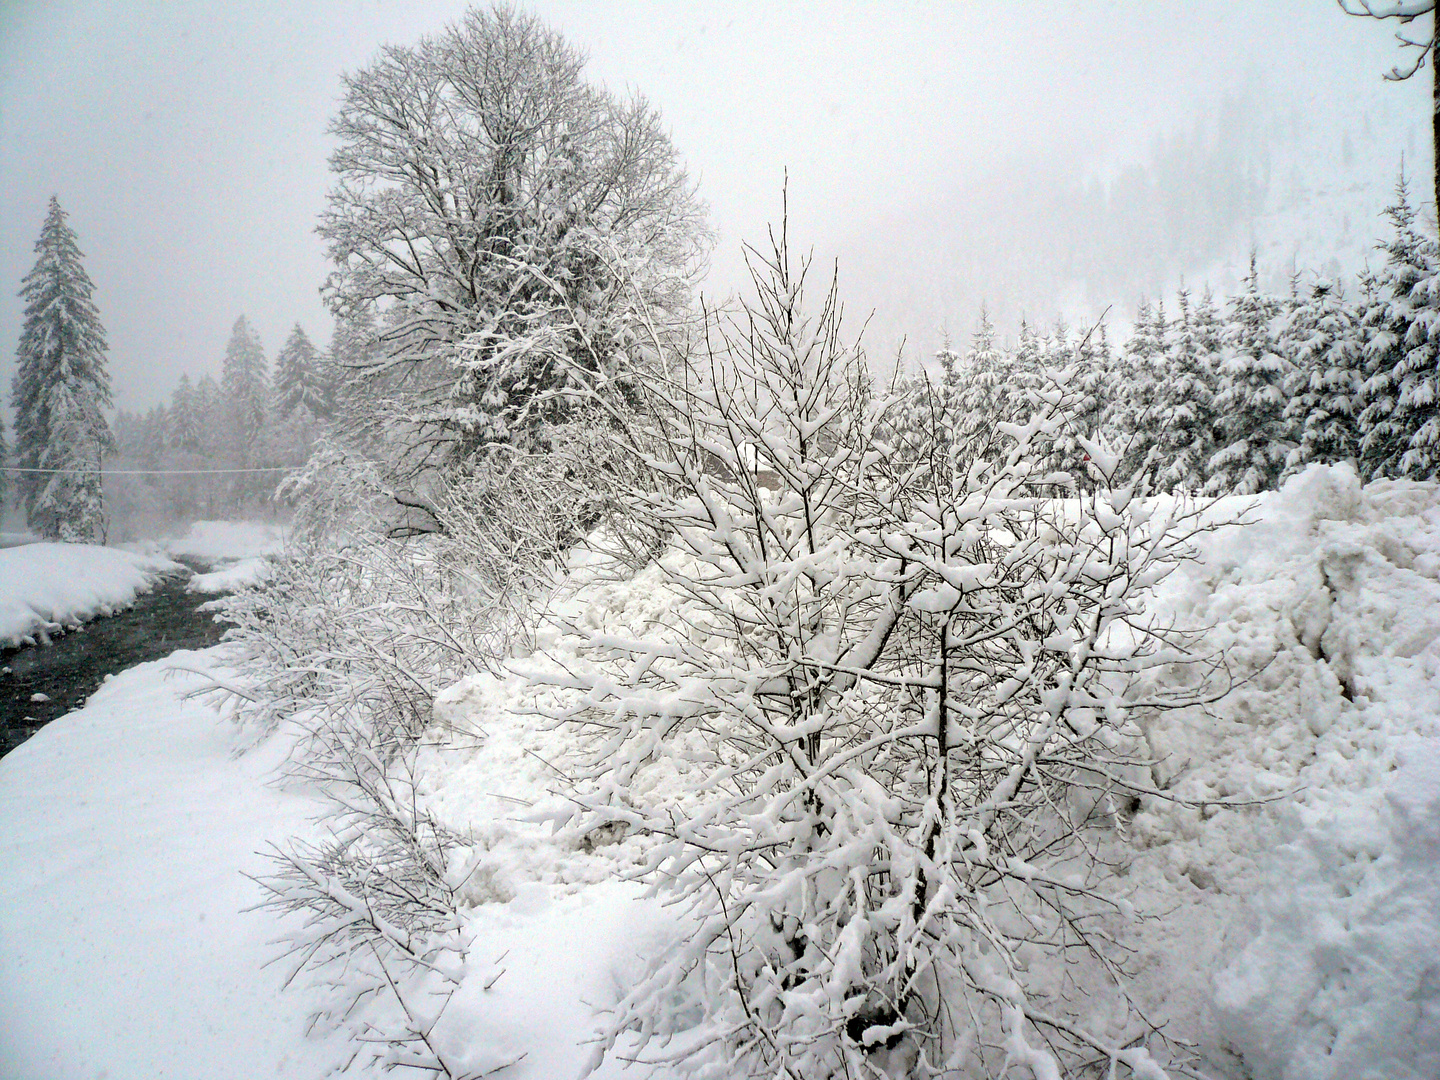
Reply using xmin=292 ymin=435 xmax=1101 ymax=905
xmin=1132 ymin=464 xmax=1440 ymax=1080
xmin=0 ymin=542 xmax=181 ymax=647
xmin=0 ymin=651 xmax=369 ymax=1079
xmin=164 ymin=519 xmax=286 ymax=562
xmin=186 ymin=556 xmax=271 ymax=594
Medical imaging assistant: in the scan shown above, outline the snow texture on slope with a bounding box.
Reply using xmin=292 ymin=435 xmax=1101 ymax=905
xmin=1131 ymin=464 xmax=1440 ymax=1080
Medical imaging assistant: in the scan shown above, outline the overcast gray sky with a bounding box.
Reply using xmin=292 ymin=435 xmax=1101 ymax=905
xmin=1 ymin=1 xmax=1429 ymax=411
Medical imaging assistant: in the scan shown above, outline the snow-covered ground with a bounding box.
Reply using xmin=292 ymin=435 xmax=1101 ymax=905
xmin=0 ymin=474 xmax=1436 ymax=1078
xmin=0 ymin=542 xmax=181 ymax=647
xmin=187 ymin=556 xmax=272 ymax=594
xmin=1132 ymin=465 xmax=1440 ymax=1079
xmin=0 ymin=520 xmax=284 ymax=648
xmin=0 ymin=651 xmax=369 ymax=1080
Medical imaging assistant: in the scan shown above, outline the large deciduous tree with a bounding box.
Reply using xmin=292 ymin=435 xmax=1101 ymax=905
xmin=10 ymin=196 xmax=113 ymax=541
xmin=320 ymin=3 xmax=710 ymax=473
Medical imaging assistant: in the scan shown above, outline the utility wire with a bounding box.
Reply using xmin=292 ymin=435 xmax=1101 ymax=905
xmin=0 ymin=466 xmax=293 ymax=475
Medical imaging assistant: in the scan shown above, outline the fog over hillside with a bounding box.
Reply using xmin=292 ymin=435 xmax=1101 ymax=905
xmin=834 ymin=77 xmax=1431 ymax=368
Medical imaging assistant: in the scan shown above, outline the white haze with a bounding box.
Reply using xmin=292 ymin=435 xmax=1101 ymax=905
xmin=0 ymin=1 xmax=1430 ymax=411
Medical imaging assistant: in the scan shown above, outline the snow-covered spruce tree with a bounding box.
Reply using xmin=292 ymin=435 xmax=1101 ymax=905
xmin=1397 ymin=274 xmax=1440 ymax=477
xmin=522 ymin=224 xmax=1215 ymax=1079
xmin=0 ymin=410 xmax=9 ymax=511
xmin=10 ymin=196 xmax=113 ymax=540
xmin=1281 ymin=279 xmax=1365 ymax=476
xmin=1151 ymin=286 xmax=1220 ymax=493
xmin=32 ymin=379 xmax=111 ymax=542
xmin=1035 ymin=319 xmax=1111 ymax=491
xmin=1357 ymin=173 xmax=1436 ymax=478
xmin=1355 ymin=264 xmax=1407 ymax=480
xmin=273 ymin=322 xmax=332 ymax=420
xmin=168 ymin=374 xmax=202 ymax=455
xmin=1393 ymin=232 xmax=1440 ymax=478
xmin=889 ymin=308 xmax=1016 ymax=471
xmin=1107 ymin=297 xmax=1168 ymax=482
xmin=1206 ymin=254 xmax=1292 ymax=494
xmin=219 ymin=315 xmax=277 ymax=507
xmin=320 ymin=4 xmax=709 ymax=474
xmin=221 ymin=315 xmax=270 ymax=455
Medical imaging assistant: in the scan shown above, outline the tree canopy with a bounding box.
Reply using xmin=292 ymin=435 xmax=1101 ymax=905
xmin=320 ymin=3 xmax=710 ymax=471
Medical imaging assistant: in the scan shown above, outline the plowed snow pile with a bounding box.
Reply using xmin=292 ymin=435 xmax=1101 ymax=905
xmin=1128 ymin=464 xmax=1440 ymax=1080
xmin=415 ymin=463 xmax=1439 ymax=1079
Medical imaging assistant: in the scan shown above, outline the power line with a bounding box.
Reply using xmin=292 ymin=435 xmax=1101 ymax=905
xmin=0 ymin=466 xmax=293 ymax=475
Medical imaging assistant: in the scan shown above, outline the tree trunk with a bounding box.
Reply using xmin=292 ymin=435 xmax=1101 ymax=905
xmin=1433 ymin=11 xmax=1439 ymax=233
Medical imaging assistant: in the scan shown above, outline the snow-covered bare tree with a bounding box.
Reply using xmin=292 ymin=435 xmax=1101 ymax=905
xmin=10 ymin=196 xmax=113 ymax=540
xmin=520 ymin=219 xmax=1218 ymax=1079
xmin=320 ymin=3 xmax=710 ymax=473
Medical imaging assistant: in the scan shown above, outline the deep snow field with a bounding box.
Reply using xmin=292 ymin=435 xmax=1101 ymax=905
xmin=1 ymin=470 xmax=1437 ymax=1079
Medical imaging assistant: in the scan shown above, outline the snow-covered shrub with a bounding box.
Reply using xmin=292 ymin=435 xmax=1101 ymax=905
xmin=220 ymin=416 xmax=655 ymax=1075
xmin=522 ymin=226 xmax=1220 ymax=1079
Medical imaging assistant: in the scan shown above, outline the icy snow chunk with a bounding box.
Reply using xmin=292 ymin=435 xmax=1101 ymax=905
xmin=1274 ymin=461 xmax=1364 ymax=528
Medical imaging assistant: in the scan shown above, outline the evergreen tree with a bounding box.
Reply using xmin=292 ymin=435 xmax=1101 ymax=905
xmin=949 ymin=306 xmax=1011 ymax=450
xmin=168 ymin=374 xmax=202 ymax=454
xmin=1109 ymin=297 xmax=1167 ymax=480
xmin=273 ymin=323 xmax=331 ymax=420
xmin=1356 ymin=265 xmax=1408 ymax=479
xmin=0 ymin=410 xmax=9 ymax=511
xmin=1008 ymin=317 xmax=1045 ymax=420
xmin=1153 ymin=286 xmax=1219 ymax=492
xmin=1207 ymin=254 xmax=1291 ymax=494
xmin=1282 ymin=279 xmax=1365 ymax=476
xmin=10 ymin=196 xmax=112 ymax=540
xmin=1393 ymin=228 xmax=1440 ymax=478
xmin=1046 ymin=319 xmax=1111 ymax=487
xmin=194 ymin=374 xmax=224 ymax=459
xmin=1398 ymin=260 xmax=1440 ymax=477
xmin=220 ymin=315 xmax=270 ymax=460
xmin=1357 ymin=173 xmax=1440 ymax=478
xmin=137 ymin=405 xmax=167 ymax=471
xmin=32 ymin=379 xmax=110 ymax=541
